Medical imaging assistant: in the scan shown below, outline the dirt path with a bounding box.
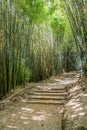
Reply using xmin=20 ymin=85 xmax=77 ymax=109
xmin=0 ymin=73 xmax=79 ymax=130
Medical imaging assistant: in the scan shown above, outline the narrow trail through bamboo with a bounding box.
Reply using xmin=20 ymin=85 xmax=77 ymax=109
xmin=0 ymin=72 xmax=79 ymax=130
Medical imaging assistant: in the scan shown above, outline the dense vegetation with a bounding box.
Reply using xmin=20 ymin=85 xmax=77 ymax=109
xmin=64 ymin=0 xmax=87 ymax=74
xmin=0 ymin=0 xmax=86 ymax=99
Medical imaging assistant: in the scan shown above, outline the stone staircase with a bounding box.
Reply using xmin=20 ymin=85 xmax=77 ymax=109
xmin=27 ymin=85 xmax=68 ymax=105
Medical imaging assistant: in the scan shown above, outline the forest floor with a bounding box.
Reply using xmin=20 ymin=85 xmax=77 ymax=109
xmin=0 ymin=72 xmax=87 ymax=130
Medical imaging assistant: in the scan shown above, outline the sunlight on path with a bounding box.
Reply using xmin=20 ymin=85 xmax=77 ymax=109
xmin=0 ymin=74 xmax=79 ymax=130
xmin=0 ymin=103 xmax=63 ymax=130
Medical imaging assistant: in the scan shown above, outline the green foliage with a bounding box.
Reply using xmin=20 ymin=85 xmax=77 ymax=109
xmin=0 ymin=0 xmax=79 ymax=99
xmin=17 ymin=66 xmax=31 ymax=84
xmin=48 ymin=2 xmax=58 ymax=15
xmin=15 ymin=0 xmax=48 ymax=23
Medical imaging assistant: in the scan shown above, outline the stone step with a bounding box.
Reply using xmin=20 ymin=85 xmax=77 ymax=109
xmin=29 ymin=92 xmax=67 ymax=96
xmin=50 ymin=87 xmax=66 ymax=90
xmin=37 ymin=86 xmax=66 ymax=90
xmin=28 ymin=95 xmax=65 ymax=100
xmin=27 ymin=100 xmax=65 ymax=105
xmin=35 ymin=90 xmax=66 ymax=93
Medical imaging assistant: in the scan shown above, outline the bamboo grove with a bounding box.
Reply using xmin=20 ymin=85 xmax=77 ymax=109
xmin=64 ymin=0 xmax=87 ymax=74
xmin=0 ymin=0 xmax=84 ymax=99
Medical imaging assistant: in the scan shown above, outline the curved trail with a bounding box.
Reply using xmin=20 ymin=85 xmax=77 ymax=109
xmin=0 ymin=73 xmax=78 ymax=130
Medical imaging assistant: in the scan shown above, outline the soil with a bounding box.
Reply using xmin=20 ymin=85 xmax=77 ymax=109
xmin=62 ymin=73 xmax=87 ymax=130
xmin=0 ymin=72 xmax=87 ymax=130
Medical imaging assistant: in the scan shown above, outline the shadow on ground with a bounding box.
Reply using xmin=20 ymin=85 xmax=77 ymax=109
xmin=62 ymin=75 xmax=87 ymax=130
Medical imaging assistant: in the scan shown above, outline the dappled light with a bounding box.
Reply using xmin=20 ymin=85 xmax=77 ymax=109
xmin=20 ymin=116 xmax=29 ymax=120
xmin=53 ymin=78 xmax=78 ymax=85
xmin=21 ymin=107 xmax=34 ymax=113
xmin=0 ymin=73 xmax=87 ymax=129
xmin=21 ymin=100 xmax=27 ymax=103
xmin=32 ymin=111 xmax=51 ymax=121
xmin=0 ymin=0 xmax=87 ymax=129
xmin=0 ymin=102 xmax=62 ymax=130
xmin=83 ymin=94 xmax=87 ymax=97
xmin=36 ymin=86 xmax=51 ymax=90
xmin=63 ymin=81 xmax=87 ymax=129
xmin=69 ymin=85 xmax=81 ymax=93
xmin=7 ymin=125 xmax=18 ymax=129
xmin=32 ymin=115 xmax=46 ymax=121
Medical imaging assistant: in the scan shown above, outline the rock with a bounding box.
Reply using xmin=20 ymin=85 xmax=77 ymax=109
xmin=41 ymin=124 xmax=43 ymax=127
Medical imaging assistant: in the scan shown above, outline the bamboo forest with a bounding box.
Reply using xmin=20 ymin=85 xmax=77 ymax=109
xmin=0 ymin=0 xmax=87 ymax=130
